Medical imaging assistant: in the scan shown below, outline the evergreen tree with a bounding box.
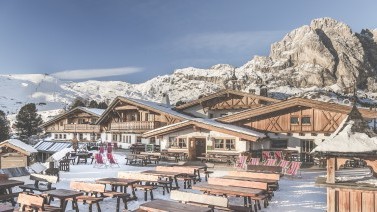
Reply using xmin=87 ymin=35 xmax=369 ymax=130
xmin=88 ymin=100 xmax=99 ymax=108
xmin=15 ymin=103 xmax=43 ymax=141
xmin=69 ymin=98 xmax=86 ymax=110
xmin=98 ymin=101 xmax=108 ymax=109
xmin=0 ymin=110 xmax=10 ymax=142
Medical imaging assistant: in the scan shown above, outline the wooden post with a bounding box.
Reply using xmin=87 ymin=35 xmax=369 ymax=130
xmin=327 ymin=157 xmax=336 ymax=184
xmin=327 ymin=188 xmax=336 ymax=212
xmin=188 ymin=138 xmax=196 ymax=161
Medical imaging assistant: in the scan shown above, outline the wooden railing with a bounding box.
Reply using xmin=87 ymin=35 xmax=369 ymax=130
xmin=63 ymin=124 xmax=100 ymax=132
xmin=110 ymin=121 xmax=160 ymax=131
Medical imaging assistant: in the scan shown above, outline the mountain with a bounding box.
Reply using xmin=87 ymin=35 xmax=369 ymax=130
xmin=1 ymin=17 xmax=377 ymax=118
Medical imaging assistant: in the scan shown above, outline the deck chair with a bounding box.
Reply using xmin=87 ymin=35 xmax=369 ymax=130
xmin=93 ymin=153 xmax=107 ymax=168
xmin=107 ymin=146 xmax=113 ymax=154
xmin=99 ymin=146 xmax=105 ymax=154
xmin=234 ymin=155 xmax=248 ymax=169
xmin=278 ymin=160 xmax=291 ymax=173
xmin=262 ymin=151 xmax=270 ymax=161
xmin=274 ymin=151 xmax=282 ymax=160
xmin=248 ymin=158 xmax=260 ymax=165
xmin=285 ymin=161 xmax=302 ymax=177
xmin=107 ymin=153 xmax=120 ymax=168
xmin=264 ymin=159 xmax=277 ymax=166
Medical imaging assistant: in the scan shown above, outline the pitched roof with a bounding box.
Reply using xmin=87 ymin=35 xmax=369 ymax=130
xmin=143 ymin=118 xmax=265 ymax=142
xmin=96 ymin=96 xmax=193 ymax=124
xmin=174 ymin=89 xmax=280 ymax=110
xmin=0 ymin=139 xmax=37 ymax=156
xmin=40 ymin=107 xmax=105 ymax=128
xmin=217 ymin=97 xmax=377 ymax=123
xmin=312 ymin=105 xmax=377 ymax=155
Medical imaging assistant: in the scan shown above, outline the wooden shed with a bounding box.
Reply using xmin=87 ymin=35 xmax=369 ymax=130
xmin=0 ymin=139 xmax=37 ymax=169
xmin=312 ymin=105 xmax=377 ymax=212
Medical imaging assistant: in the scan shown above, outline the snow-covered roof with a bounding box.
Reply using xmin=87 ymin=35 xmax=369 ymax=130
xmin=78 ymin=107 xmax=105 ymax=116
xmin=34 ymin=141 xmax=72 ymax=153
xmin=312 ymin=105 xmax=377 ymax=154
xmin=144 ymin=118 xmax=265 ymax=141
xmin=47 ymin=147 xmax=73 ymax=162
xmin=0 ymin=139 xmax=37 ymax=155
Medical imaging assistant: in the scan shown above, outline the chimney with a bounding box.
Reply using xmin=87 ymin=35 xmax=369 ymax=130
xmin=162 ymin=93 xmax=171 ymax=107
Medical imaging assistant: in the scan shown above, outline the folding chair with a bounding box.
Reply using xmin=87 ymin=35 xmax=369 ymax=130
xmin=248 ymin=157 xmax=260 ymax=165
xmin=285 ymin=161 xmax=302 ymax=178
xmin=264 ymin=159 xmax=277 ymax=166
xmin=278 ymin=160 xmax=291 ymax=173
xmin=107 ymin=153 xmax=120 ymax=168
xmin=234 ymin=155 xmax=248 ymax=169
xmin=93 ymin=153 xmax=108 ymax=168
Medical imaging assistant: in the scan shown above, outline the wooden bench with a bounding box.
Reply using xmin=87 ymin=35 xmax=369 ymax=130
xmin=156 ymin=166 xmax=197 ymax=188
xmin=118 ymin=172 xmax=161 ymax=201
xmin=17 ymin=192 xmax=61 ymax=212
xmin=208 ymin=177 xmax=269 ymax=211
xmin=19 ymin=174 xmax=58 ymax=193
xmin=171 ymin=190 xmax=252 ymax=212
xmin=70 ymin=181 xmax=130 ymax=212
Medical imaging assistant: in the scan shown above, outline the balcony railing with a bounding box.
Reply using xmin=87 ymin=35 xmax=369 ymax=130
xmin=63 ymin=124 xmax=100 ymax=132
xmin=110 ymin=121 xmax=160 ymax=131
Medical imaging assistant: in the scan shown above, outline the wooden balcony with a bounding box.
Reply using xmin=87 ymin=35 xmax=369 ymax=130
xmin=63 ymin=124 xmax=100 ymax=133
xmin=110 ymin=121 xmax=160 ymax=132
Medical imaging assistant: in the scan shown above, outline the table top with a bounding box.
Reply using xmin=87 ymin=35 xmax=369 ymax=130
xmin=192 ymin=184 xmax=265 ymax=197
xmin=0 ymin=180 xmax=24 ymax=188
xmin=222 ymin=175 xmax=278 ymax=184
xmin=142 ymin=170 xmax=183 ymax=177
xmin=44 ymin=189 xmax=83 ymax=198
xmin=139 ymin=199 xmax=211 ymax=212
xmin=246 ymin=165 xmax=282 ymax=173
xmin=95 ymin=178 xmax=140 ymax=186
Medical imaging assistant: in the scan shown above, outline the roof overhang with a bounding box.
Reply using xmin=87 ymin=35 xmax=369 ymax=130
xmin=40 ymin=107 xmax=102 ymax=128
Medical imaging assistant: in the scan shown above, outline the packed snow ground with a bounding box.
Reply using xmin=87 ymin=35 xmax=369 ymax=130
xmin=8 ymin=153 xmax=331 ymax=211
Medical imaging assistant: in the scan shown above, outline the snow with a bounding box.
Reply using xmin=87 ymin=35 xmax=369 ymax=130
xmin=2 ymin=139 xmax=37 ymax=153
xmin=48 ymin=147 xmax=73 ymax=162
xmin=6 ymin=153 xmax=328 ymax=211
xmin=312 ymin=119 xmax=377 ymax=153
xmin=78 ymin=107 xmax=105 ymax=116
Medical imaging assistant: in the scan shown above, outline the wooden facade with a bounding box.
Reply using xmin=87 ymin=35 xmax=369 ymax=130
xmin=98 ymin=97 xmax=185 ymax=134
xmin=240 ymin=106 xmax=347 ymax=133
xmin=0 ymin=140 xmax=37 ymax=169
xmin=42 ymin=107 xmax=102 ymax=134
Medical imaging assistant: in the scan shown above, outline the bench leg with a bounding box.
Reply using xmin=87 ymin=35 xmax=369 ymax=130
xmin=89 ymin=204 xmax=93 ymax=212
xmin=116 ymin=197 xmax=120 ymax=212
xmin=122 ymin=197 xmax=128 ymax=210
xmin=96 ymin=202 xmax=101 ymax=212
xmin=150 ymin=190 xmax=154 ymax=200
xmin=144 ymin=191 xmax=148 ymax=201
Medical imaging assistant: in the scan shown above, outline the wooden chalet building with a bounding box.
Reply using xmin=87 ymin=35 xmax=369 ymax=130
xmin=217 ymin=97 xmax=377 ymax=162
xmin=174 ymin=89 xmax=280 ymax=119
xmin=41 ymin=107 xmax=105 ymax=142
xmin=0 ymin=139 xmax=37 ymax=169
xmin=96 ymin=96 xmax=191 ymax=148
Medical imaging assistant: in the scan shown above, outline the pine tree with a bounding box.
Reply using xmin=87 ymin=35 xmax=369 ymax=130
xmin=98 ymin=101 xmax=108 ymax=109
xmin=69 ymin=98 xmax=86 ymax=110
xmin=88 ymin=100 xmax=99 ymax=108
xmin=0 ymin=110 xmax=10 ymax=142
xmin=15 ymin=103 xmax=43 ymax=141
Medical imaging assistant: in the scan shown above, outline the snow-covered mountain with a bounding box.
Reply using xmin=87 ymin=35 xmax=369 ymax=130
xmin=2 ymin=17 xmax=377 ymax=118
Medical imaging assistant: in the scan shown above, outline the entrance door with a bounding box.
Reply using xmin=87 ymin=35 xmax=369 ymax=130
xmin=301 ymin=140 xmax=316 ymax=162
xmin=195 ymin=138 xmax=206 ymax=160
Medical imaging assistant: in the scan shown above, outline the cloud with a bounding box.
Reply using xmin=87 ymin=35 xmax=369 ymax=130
xmin=51 ymin=67 xmax=143 ymax=80
xmin=177 ymin=30 xmax=287 ymax=52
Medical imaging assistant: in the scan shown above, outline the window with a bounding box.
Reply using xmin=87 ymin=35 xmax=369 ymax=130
xmin=301 ymin=117 xmax=311 ymax=125
xmin=59 ymin=134 xmax=62 ymax=139
xmin=270 ymin=140 xmax=288 ymax=149
xmin=169 ymin=137 xmax=176 ymax=147
xmin=214 ymin=139 xmax=236 ymax=150
xmin=54 ymin=134 xmax=58 ymax=139
xmin=150 ymin=137 xmax=156 ymax=144
xmin=79 ymin=133 xmax=84 ymax=140
xmin=209 ymin=114 xmax=214 ymax=119
xmin=178 ymin=138 xmax=187 ymax=148
xmin=63 ymin=134 xmax=67 ymax=139
xmin=113 ymin=134 xmax=117 ymax=141
xmin=290 ymin=117 xmax=299 ymax=124
xmin=145 ymin=113 xmax=149 ymax=121
xmin=137 ymin=136 xmax=142 ymax=143
xmin=128 ymin=136 xmax=132 ymax=143
xmin=214 ymin=139 xmax=225 ymax=149
xmin=59 ymin=121 xmax=63 ymax=126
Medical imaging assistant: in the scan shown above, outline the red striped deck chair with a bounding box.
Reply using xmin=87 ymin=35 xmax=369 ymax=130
xmin=93 ymin=153 xmax=107 ymax=168
xmin=262 ymin=151 xmax=270 ymax=161
xmin=264 ymin=158 xmax=277 ymax=166
xmin=248 ymin=157 xmax=260 ymax=165
xmin=279 ymin=160 xmax=291 ymax=173
xmin=285 ymin=161 xmax=302 ymax=177
xmin=99 ymin=146 xmax=105 ymax=154
xmin=274 ymin=151 xmax=282 ymax=160
xmin=107 ymin=146 xmax=113 ymax=154
xmin=107 ymin=153 xmax=120 ymax=167
xmin=234 ymin=155 xmax=248 ymax=169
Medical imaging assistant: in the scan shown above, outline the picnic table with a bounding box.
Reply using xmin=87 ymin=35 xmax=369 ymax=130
xmin=246 ymin=165 xmax=282 ymax=173
xmin=95 ymin=178 xmax=140 ymax=200
xmin=139 ymin=199 xmax=211 ymax=212
xmin=127 ymin=154 xmax=151 ymax=166
xmin=43 ymin=189 xmax=83 ymax=212
xmin=141 ymin=170 xmax=184 ymax=190
xmin=75 ymin=152 xmax=91 ymax=164
xmin=170 ymin=165 xmax=206 ymax=182
xmin=192 ymin=184 xmax=266 ymax=207
xmin=0 ymin=180 xmax=24 ymax=206
xmin=221 ymin=175 xmax=279 ymax=190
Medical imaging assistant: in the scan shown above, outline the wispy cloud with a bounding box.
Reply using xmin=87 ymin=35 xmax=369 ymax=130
xmin=51 ymin=67 xmax=143 ymax=80
xmin=177 ymin=30 xmax=286 ymax=52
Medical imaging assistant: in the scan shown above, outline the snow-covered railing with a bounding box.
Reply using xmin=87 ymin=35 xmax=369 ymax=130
xmin=63 ymin=124 xmax=100 ymax=132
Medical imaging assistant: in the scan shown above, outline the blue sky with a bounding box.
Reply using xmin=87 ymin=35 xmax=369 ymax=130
xmin=0 ymin=0 xmax=376 ymax=83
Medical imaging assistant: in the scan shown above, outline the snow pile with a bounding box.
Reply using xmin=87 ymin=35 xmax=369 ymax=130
xmin=312 ymin=120 xmax=377 ymax=153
